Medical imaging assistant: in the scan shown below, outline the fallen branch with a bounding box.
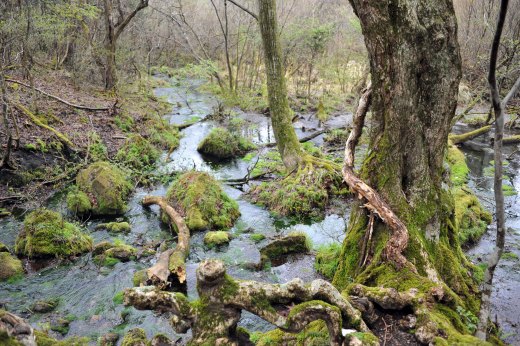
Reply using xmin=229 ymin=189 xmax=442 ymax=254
xmin=125 ymin=259 xmax=370 ymax=345
xmin=6 ymin=78 xmax=113 ymax=111
xmin=142 ymin=196 xmax=190 ymax=290
xmin=449 ymin=125 xmax=492 ymax=144
xmin=342 ymin=82 xmax=412 ymax=270
xmin=261 ymin=128 xmax=329 ymax=148
xmin=12 ymin=102 xmax=75 ymax=148
xmin=503 ymin=134 xmax=520 ymax=145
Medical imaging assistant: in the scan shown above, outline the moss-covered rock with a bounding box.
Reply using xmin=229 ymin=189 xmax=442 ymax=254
xmin=121 ymin=328 xmax=148 ymax=346
xmin=68 ymin=162 xmax=133 ymax=216
xmin=15 ymin=209 xmax=92 ymax=258
xmin=197 ymin=127 xmax=256 ymax=159
xmin=260 ymin=232 xmax=311 ymax=266
xmin=204 ymin=231 xmax=231 ymax=248
xmin=95 ymin=222 xmax=131 ymax=233
xmin=116 ymin=134 xmax=160 ymax=171
xmin=34 ymin=330 xmax=88 ymax=346
xmin=31 ymin=298 xmax=59 ymax=313
xmin=165 ymin=172 xmax=240 ymax=231
xmin=93 ymin=240 xmax=137 ymax=265
xmin=0 ymin=252 xmax=24 ymax=282
xmin=133 ymin=269 xmax=148 ymax=287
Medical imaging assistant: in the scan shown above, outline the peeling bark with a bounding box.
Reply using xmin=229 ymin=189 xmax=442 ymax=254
xmin=125 ymin=259 xmax=369 ymax=345
xmin=142 ymin=196 xmax=190 ymax=290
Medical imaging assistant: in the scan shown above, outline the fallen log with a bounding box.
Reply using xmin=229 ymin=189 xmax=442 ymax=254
xmin=261 ymin=128 xmax=329 ymax=148
xmin=125 ymin=259 xmax=370 ymax=345
xmin=142 ymin=196 xmax=190 ymax=290
xmin=6 ymin=78 xmax=113 ymax=111
xmin=503 ymin=134 xmax=520 ymax=145
xmin=449 ymin=125 xmax=492 ymax=144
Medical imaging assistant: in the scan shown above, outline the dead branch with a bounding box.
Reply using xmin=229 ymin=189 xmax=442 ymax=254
xmin=345 ymin=81 xmax=371 ymax=167
xmin=142 ymin=196 xmax=190 ymax=289
xmin=449 ymin=125 xmax=492 ymax=144
xmin=261 ymin=128 xmax=329 ymax=148
xmin=6 ymin=78 xmax=113 ymax=111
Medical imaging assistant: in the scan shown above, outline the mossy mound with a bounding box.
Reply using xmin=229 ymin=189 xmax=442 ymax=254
xmin=95 ymin=222 xmax=131 ymax=233
xmin=260 ymin=232 xmax=311 ymax=266
xmin=165 ymin=171 xmax=240 ymax=231
xmin=116 ymin=134 xmax=160 ymax=171
xmin=68 ymin=162 xmax=132 ymax=216
xmin=447 ymin=143 xmax=492 ymax=245
xmin=249 ymin=156 xmax=347 ymax=218
xmin=15 ymin=209 xmax=92 ymax=258
xmin=121 ymin=328 xmax=148 ymax=346
xmin=197 ymin=127 xmax=256 ymax=159
xmin=314 ymin=243 xmax=342 ymax=280
xmin=34 ymin=330 xmax=88 ymax=346
xmin=0 ymin=252 xmax=24 ymax=282
xmin=93 ymin=240 xmax=137 ymax=266
xmin=204 ymin=231 xmax=231 ymax=248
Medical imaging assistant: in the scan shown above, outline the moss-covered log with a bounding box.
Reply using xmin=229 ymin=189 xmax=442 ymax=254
xmin=142 ymin=196 xmax=190 ymax=290
xmin=449 ymin=125 xmax=492 ymax=144
xmin=503 ymin=134 xmax=520 ymax=145
xmin=125 ymin=259 xmax=369 ymax=345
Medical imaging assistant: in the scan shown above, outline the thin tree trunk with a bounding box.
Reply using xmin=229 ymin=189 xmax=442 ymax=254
xmin=257 ymin=0 xmax=302 ymax=171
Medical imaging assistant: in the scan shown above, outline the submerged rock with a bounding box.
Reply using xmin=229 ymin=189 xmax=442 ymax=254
xmin=15 ymin=209 xmax=92 ymax=258
xmin=204 ymin=231 xmax=231 ymax=248
xmin=197 ymin=127 xmax=256 ymax=159
xmin=0 ymin=252 xmax=24 ymax=282
xmin=165 ymin=172 xmax=240 ymax=231
xmin=67 ymin=162 xmax=132 ymax=216
xmin=260 ymin=232 xmax=310 ymax=266
xmin=31 ymin=299 xmax=59 ymax=313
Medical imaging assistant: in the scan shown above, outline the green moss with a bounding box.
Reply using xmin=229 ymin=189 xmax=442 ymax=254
xmin=95 ymin=222 xmax=131 ymax=233
xmin=260 ymin=232 xmax=310 ymax=265
xmin=113 ymin=291 xmax=125 ymax=305
xmin=0 ymin=252 xmax=24 ymax=281
xmin=314 ymin=243 xmax=342 ymax=280
xmin=165 ymin=171 xmax=240 ymax=231
xmin=197 ymin=127 xmax=256 ymax=159
xmin=324 ymin=129 xmax=349 ymax=146
xmin=133 ymin=269 xmax=148 ymax=286
xmin=502 ymin=184 xmax=517 ymax=196
xmin=250 ymin=233 xmax=266 ymax=243
xmin=15 ymin=209 xmax=92 ymax=258
xmin=447 ymin=144 xmax=470 ymax=186
xmin=203 ymin=231 xmax=230 ymax=248
xmin=501 ymin=252 xmax=519 ymax=261
xmin=116 ymin=134 xmax=160 ymax=171
xmin=66 ymin=187 xmax=92 ymax=215
xmin=121 ymin=328 xmax=148 ymax=346
xmin=94 ymin=240 xmax=136 ymax=265
xmin=70 ymin=162 xmax=133 ymax=215
xmin=34 ymin=330 xmax=89 ymax=346
xmin=249 ymin=155 xmax=347 ymax=218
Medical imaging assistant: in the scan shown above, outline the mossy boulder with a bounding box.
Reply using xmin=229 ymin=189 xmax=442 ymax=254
xmin=116 ymin=134 xmax=160 ymax=171
xmin=15 ymin=209 xmax=92 ymax=258
xmin=95 ymin=222 xmax=131 ymax=233
xmin=93 ymin=240 xmax=137 ymax=266
xmin=67 ymin=162 xmax=132 ymax=216
xmin=0 ymin=252 xmax=24 ymax=282
xmin=31 ymin=298 xmax=59 ymax=313
xmin=165 ymin=172 xmax=240 ymax=231
xmin=260 ymin=232 xmax=311 ymax=266
xmin=204 ymin=231 xmax=231 ymax=248
xmin=197 ymin=127 xmax=256 ymax=159
xmin=121 ymin=328 xmax=148 ymax=346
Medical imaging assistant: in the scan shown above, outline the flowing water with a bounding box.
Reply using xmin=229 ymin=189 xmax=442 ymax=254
xmin=0 ymin=78 xmax=519 ymax=344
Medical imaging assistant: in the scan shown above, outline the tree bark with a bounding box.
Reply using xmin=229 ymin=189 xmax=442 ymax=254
xmin=257 ymin=0 xmax=302 ymax=171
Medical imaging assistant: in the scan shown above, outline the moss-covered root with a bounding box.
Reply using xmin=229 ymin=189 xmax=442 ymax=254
xmin=248 ymin=155 xmax=347 ymax=217
xmin=125 ymin=260 xmax=370 ymax=345
xmin=121 ymin=328 xmax=148 ymax=346
xmin=67 ymin=161 xmax=133 ymax=216
xmin=165 ymin=171 xmax=239 ymax=231
xmin=15 ymin=209 xmax=92 ymax=258
xmin=197 ymin=127 xmax=256 ymax=159
xmin=0 ymin=310 xmax=36 ymax=346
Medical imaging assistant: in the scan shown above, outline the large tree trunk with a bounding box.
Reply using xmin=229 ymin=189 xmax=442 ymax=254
xmin=257 ymin=0 xmax=302 ymax=171
xmin=334 ymin=1 xmax=484 ymax=343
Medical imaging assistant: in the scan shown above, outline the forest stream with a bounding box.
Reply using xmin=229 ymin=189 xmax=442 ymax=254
xmin=1 ymin=77 xmax=519 ymax=345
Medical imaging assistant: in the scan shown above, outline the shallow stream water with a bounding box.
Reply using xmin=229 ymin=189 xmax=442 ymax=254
xmin=0 ymin=78 xmax=519 ymax=344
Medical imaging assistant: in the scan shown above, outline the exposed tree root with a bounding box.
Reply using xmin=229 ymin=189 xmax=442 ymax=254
xmin=449 ymin=125 xmax=492 ymax=144
xmin=6 ymin=78 xmax=113 ymax=111
xmin=125 ymin=259 xmax=370 ymax=345
xmin=12 ymin=102 xmax=75 ymax=148
xmin=342 ymin=82 xmax=413 ymax=271
xmin=141 ymin=196 xmax=190 ymax=290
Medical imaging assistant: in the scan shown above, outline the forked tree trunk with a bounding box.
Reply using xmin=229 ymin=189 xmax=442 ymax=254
xmin=334 ymin=1 xmax=483 ymax=343
xmin=257 ymin=0 xmax=302 ymax=171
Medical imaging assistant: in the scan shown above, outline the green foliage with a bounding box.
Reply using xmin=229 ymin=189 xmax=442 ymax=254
xmin=0 ymin=252 xmax=24 ymax=282
xmin=456 ymin=306 xmax=479 ymax=334
xmin=165 ymin=171 xmax=240 ymax=231
xmin=197 ymin=127 xmax=256 ymax=159
xmin=502 ymin=184 xmax=517 ymax=196
xmin=113 ymin=291 xmax=125 ymax=305
xmin=314 ymin=243 xmax=342 ymax=280
xmin=15 ymin=209 xmax=92 ymax=258
xmin=69 ymin=162 xmax=133 ymax=215
xmin=88 ymin=132 xmax=108 ymax=162
xmin=501 ymin=252 xmax=519 ymax=261
xmin=250 ymin=233 xmax=266 ymax=243
xmin=116 ymin=134 xmax=160 ymax=171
